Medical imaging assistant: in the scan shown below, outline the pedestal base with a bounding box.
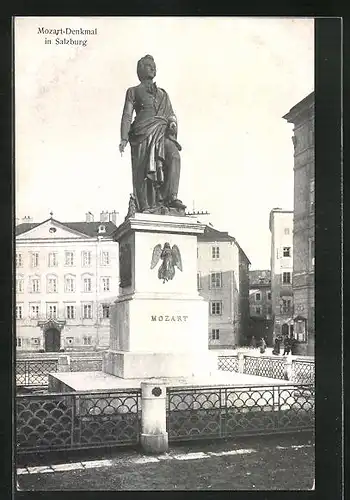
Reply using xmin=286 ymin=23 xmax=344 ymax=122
xmin=102 ymin=350 xmax=217 ymax=379
xmin=140 ymin=432 xmax=168 ymax=454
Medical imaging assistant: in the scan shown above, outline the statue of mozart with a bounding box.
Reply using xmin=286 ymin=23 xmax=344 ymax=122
xmin=119 ymin=55 xmax=186 ymax=215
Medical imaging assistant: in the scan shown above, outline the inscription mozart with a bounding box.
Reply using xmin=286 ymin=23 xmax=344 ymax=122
xmin=151 ymin=315 xmax=188 ymax=322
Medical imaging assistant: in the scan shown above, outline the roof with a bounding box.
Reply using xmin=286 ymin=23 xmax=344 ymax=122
xmin=16 ymin=218 xmax=117 ymax=238
xmin=283 ymin=91 xmax=314 ymax=123
xmin=198 ymin=225 xmax=251 ymax=265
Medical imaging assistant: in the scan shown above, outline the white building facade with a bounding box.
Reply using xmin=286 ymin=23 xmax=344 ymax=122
xmin=196 ymin=225 xmax=250 ymax=349
xmin=15 ymin=215 xmax=119 ymax=352
xmin=269 ymin=208 xmax=294 ymax=339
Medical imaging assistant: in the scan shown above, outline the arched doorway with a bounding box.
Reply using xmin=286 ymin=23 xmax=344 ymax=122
xmin=45 ymin=328 xmax=61 ymax=352
xmin=281 ymin=323 xmax=289 ymax=336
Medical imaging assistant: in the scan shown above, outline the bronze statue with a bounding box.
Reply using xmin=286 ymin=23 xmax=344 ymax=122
xmin=119 ymin=55 xmax=186 ymax=215
xmin=150 ymin=243 xmax=183 ymax=283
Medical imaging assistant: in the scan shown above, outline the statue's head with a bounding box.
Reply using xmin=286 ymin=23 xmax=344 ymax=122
xmin=137 ymin=55 xmax=156 ymax=81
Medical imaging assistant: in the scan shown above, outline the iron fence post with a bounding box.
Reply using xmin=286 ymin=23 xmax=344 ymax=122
xmin=237 ymin=352 xmax=245 ymax=373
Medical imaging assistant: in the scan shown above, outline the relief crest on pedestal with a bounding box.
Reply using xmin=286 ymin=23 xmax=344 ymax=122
xmin=150 ymin=242 xmax=182 ymax=283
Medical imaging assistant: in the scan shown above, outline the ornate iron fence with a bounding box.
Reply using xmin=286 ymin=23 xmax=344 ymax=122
xmin=217 ymin=356 xmax=239 ymax=372
xmin=167 ymin=383 xmax=314 ymax=441
xmin=291 ymin=360 xmax=315 ymax=384
xmin=16 ymin=359 xmax=58 ymax=387
xmin=16 ymin=358 xmax=102 ymax=387
xmin=243 ymin=356 xmax=286 ymax=380
xmin=16 ymin=389 xmax=141 ymax=454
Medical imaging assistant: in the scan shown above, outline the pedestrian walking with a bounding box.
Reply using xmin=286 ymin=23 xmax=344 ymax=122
xmin=289 ymin=334 xmax=296 ymax=355
xmin=283 ymin=336 xmax=291 ymax=355
xmin=272 ymin=335 xmax=282 ymax=355
xmin=259 ymin=337 xmax=266 ymax=354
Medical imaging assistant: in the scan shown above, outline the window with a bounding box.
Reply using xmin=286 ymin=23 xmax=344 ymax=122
xmin=16 ymin=337 xmax=22 ymax=347
xmin=101 ymin=251 xmax=110 ymax=266
xmin=65 ymin=251 xmax=75 ymax=266
xmin=66 ymin=337 xmax=74 ymax=345
xmin=48 ymin=253 xmax=58 ymax=267
xmin=30 ymin=304 xmax=40 ymax=319
xmin=256 ymin=306 xmax=261 ymax=315
xmin=83 ymin=303 xmax=92 ymax=319
xmin=282 ymin=272 xmax=291 ymax=284
xmin=267 ymin=292 xmax=272 ymax=301
xmin=16 ymin=277 xmax=24 ymax=293
xmin=197 ymin=272 xmax=201 ymax=290
xmin=65 ymin=275 xmax=75 ymax=293
xmin=47 ymin=276 xmax=57 ymax=293
xmin=66 ymin=305 xmax=75 ymax=319
xmin=30 ymin=278 xmax=40 ymax=293
xmin=267 ymin=306 xmax=272 ymax=314
xmin=101 ymin=277 xmax=110 ymax=292
xmin=102 ymin=304 xmax=110 ymax=319
xmin=284 ymin=228 xmax=290 ymax=235
xmin=281 ymin=299 xmax=292 ymax=314
xmin=255 ymin=292 xmax=261 ymax=301
xmin=82 ymin=251 xmax=91 ymax=267
xmin=83 ymin=277 xmax=92 ymax=292
xmin=309 ymin=239 xmax=315 ymax=270
xmin=310 ymin=179 xmax=315 ymax=212
xmin=16 ymin=305 xmax=23 ymax=319
xmin=210 ymin=301 xmax=222 ymax=316
xmin=16 ymin=253 xmax=23 ymax=267
xmin=212 ymin=246 xmax=220 ymax=259
xmin=31 ymin=252 xmax=39 ymax=267
xmin=211 ymin=329 xmax=220 ymax=340
xmin=47 ymin=304 xmax=57 ymax=318
xmin=295 ymin=319 xmax=307 ymax=342
xmin=32 ymin=338 xmax=39 ymax=345
xmin=210 ymin=272 xmax=222 ymax=288
xmin=283 ymin=247 xmax=291 ymax=257
xmin=83 ymin=336 xmax=92 ymax=345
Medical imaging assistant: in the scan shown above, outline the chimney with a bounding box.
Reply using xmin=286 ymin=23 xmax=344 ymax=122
xmin=86 ymin=211 xmax=94 ymax=222
xmin=22 ymin=215 xmax=33 ymax=224
xmin=100 ymin=211 xmax=109 ymax=222
xmin=108 ymin=210 xmax=119 ymax=225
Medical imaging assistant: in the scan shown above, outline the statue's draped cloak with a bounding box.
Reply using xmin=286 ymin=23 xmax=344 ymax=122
xmin=121 ymin=83 xmax=181 ymax=211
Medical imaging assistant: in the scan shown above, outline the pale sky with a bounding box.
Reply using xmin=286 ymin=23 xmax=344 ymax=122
xmin=15 ymin=17 xmax=314 ymax=270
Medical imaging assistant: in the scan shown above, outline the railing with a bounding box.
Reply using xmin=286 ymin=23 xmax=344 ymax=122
xmin=167 ymin=383 xmax=314 ymax=442
xmin=16 ymin=389 xmax=141 ymax=454
xmin=16 ymin=354 xmax=314 ymax=389
xmin=16 ymin=359 xmax=58 ymax=387
xmin=217 ymin=354 xmax=315 ymax=385
xmin=244 ymin=356 xmax=285 ymax=380
xmin=217 ymin=356 xmax=239 ymax=372
xmin=16 ymin=357 xmax=102 ymax=388
xmin=291 ymin=359 xmax=315 ymax=384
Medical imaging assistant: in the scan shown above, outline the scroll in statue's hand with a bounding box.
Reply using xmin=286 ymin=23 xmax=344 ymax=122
xmin=119 ymin=140 xmax=128 ymax=155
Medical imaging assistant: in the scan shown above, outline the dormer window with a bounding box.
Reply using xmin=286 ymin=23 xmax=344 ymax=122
xmin=98 ymin=224 xmax=106 ymax=234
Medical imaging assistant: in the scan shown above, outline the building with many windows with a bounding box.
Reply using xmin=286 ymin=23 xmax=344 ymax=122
xmin=15 ymin=212 xmax=119 ymax=352
xmin=283 ymin=92 xmax=314 ymax=355
xmin=196 ymin=224 xmax=250 ymax=349
xmin=248 ymin=270 xmax=273 ymax=346
xmin=269 ymin=208 xmax=294 ymax=340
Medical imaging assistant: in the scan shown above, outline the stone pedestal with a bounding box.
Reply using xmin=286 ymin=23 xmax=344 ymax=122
xmin=102 ymin=213 xmax=216 ymax=379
